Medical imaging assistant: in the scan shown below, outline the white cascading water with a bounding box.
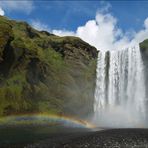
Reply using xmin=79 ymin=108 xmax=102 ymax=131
xmin=94 ymin=45 xmax=147 ymax=127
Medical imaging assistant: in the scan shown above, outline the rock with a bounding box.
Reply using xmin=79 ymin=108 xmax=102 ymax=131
xmin=140 ymin=39 xmax=148 ymax=116
xmin=0 ymin=16 xmax=98 ymax=118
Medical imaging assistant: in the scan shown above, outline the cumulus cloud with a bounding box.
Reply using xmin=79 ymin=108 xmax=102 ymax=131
xmin=31 ymin=20 xmax=50 ymax=31
xmin=0 ymin=0 xmax=34 ymax=14
xmin=53 ymin=11 xmax=148 ymax=51
xmin=53 ymin=12 xmax=131 ymax=51
xmin=0 ymin=7 xmax=4 ymax=16
xmin=76 ymin=13 xmax=125 ymax=50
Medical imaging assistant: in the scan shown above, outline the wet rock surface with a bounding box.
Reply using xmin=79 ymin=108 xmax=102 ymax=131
xmin=25 ymin=129 xmax=148 ymax=148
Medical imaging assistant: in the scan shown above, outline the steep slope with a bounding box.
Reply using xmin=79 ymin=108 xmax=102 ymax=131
xmin=140 ymin=40 xmax=148 ymax=108
xmin=0 ymin=16 xmax=97 ymax=117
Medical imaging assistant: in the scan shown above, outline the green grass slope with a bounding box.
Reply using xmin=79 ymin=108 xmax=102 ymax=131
xmin=0 ymin=16 xmax=97 ymax=118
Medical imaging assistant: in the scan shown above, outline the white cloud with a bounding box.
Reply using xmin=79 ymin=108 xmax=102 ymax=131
xmin=0 ymin=7 xmax=4 ymax=16
xmin=53 ymin=12 xmax=131 ymax=51
xmin=76 ymin=13 xmax=124 ymax=50
xmin=99 ymin=1 xmax=112 ymax=13
xmin=52 ymin=30 xmax=75 ymax=37
xmin=31 ymin=20 xmax=75 ymax=36
xmin=53 ymin=11 xmax=148 ymax=51
xmin=31 ymin=20 xmax=50 ymax=31
xmin=0 ymin=0 xmax=34 ymax=14
xmin=144 ymin=18 xmax=148 ymax=28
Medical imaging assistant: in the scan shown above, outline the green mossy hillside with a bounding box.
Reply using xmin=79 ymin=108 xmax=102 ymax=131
xmin=0 ymin=16 xmax=97 ymax=118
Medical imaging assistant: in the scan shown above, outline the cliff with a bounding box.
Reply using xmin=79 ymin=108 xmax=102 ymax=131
xmin=140 ymin=39 xmax=148 ymax=106
xmin=0 ymin=16 xmax=98 ymax=117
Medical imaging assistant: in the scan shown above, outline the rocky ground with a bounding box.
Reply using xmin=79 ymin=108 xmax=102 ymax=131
xmin=1 ymin=127 xmax=148 ymax=148
xmin=24 ymin=128 xmax=148 ymax=148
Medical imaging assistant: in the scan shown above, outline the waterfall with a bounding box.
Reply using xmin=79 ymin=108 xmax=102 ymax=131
xmin=94 ymin=45 xmax=147 ymax=127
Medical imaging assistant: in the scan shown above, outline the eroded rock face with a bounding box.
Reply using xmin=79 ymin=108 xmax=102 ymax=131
xmin=140 ymin=40 xmax=148 ymax=90
xmin=140 ymin=40 xmax=148 ymax=115
xmin=0 ymin=16 xmax=98 ymax=118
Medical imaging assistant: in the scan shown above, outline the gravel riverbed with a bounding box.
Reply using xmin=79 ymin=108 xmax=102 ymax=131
xmin=1 ymin=128 xmax=148 ymax=148
xmin=26 ymin=128 xmax=148 ymax=148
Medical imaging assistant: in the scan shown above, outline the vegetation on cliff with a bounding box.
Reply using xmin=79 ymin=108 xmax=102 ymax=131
xmin=0 ymin=16 xmax=97 ymax=117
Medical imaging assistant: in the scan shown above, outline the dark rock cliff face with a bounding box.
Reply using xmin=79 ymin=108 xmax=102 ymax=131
xmin=140 ymin=40 xmax=148 ymax=113
xmin=0 ymin=16 xmax=98 ymax=118
xmin=140 ymin=40 xmax=148 ymax=92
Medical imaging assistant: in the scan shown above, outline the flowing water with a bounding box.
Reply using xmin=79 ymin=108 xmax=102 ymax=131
xmin=94 ymin=45 xmax=147 ymax=127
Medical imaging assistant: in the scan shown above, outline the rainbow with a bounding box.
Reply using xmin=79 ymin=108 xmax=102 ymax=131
xmin=0 ymin=113 xmax=95 ymax=128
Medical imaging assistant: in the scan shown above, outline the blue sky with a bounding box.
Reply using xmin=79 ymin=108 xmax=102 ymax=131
xmin=1 ymin=0 xmax=148 ymax=50
xmin=2 ymin=1 xmax=148 ymax=31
